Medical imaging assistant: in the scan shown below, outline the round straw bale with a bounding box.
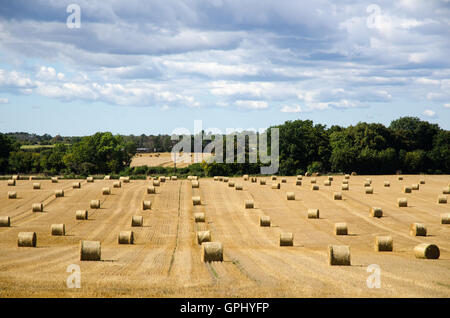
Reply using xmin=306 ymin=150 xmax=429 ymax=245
xmin=374 ymin=236 xmax=393 ymax=252
xmin=384 ymin=181 xmax=390 ymax=187
xmin=366 ymin=178 xmax=372 ymax=183
xmin=235 ymin=184 xmax=243 ymax=190
xmin=365 ymin=187 xmax=373 ymax=194
xmin=351 ymin=172 xmax=357 ymax=176
xmin=191 ymin=180 xmax=200 ymax=188
xmin=334 ymin=222 xmax=348 ymax=235
xmin=244 ymin=199 xmax=254 ymax=209
xmin=159 ymin=176 xmax=166 ymax=182
xmin=51 ymin=177 xmax=58 ymax=183
xmin=72 ymin=182 xmax=81 ymax=189
xmin=297 ymin=175 xmax=303 ymax=180
xmin=243 ymin=174 xmax=249 ymax=181
xmin=18 ymin=232 xmax=36 ymax=247
xmin=442 ymin=187 xmax=450 ymax=194
xmin=259 ymin=215 xmax=271 ymax=227
xmin=412 ymin=183 xmax=419 ymax=190
xmin=328 ymin=176 xmax=334 ymax=181
xmin=341 ymin=184 xmax=349 ymax=191
xmin=214 ymin=176 xmax=219 ymax=181
xmin=271 ymin=176 xmax=277 ymax=180
xmin=118 ymin=231 xmax=134 ymax=244
xmin=80 ymin=240 xmax=101 ymax=261
xmin=260 ymin=179 xmax=266 ymax=185
xmin=441 ymin=213 xmax=450 ymax=224
xmin=218 ymin=177 xmax=223 ymax=181
xmin=328 ymin=245 xmax=351 ymax=265
xmin=171 ymin=176 xmax=178 ymax=181
xmin=228 ymin=181 xmax=235 ymax=187
xmin=414 ymin=243 xmax=440 ymax=259
xmin=86 ymin=176 xmax=94 ymax=183
xmin=342 ymin=179 xmax=349 ymax=184
xmin=33 ymin=182 xmax=41 ymax=190
xmin=153 ymin=179 xmax=160 ymax=187
xmin=410 ymin=223 xmax=427 ymax=236
xmin=398 ymin=176 xmax=403 ymax=180
xmin=32 ymin=203 xmax=43 ymax=212
xmin=286 ymin=192 xmax=295 ymax=200
xmin=29 ymin=176 xmax=34 ymax=180
xmin=419 ymin=179 xmax=425 ymax=184
xmin=102 ymin=187 xmax=111 ymax=195
xmin=307 ymin=209 xmax=319 ymax=219
xmin=333 ymin=192 xmax=342 ymax=200
xmin=324 ymin=180 xmax=331 ymax=186
xmin=251 ymin=177 xmax=257 ymax=183
xmin=370 ymin=207 xmax=383 ymax=218
xmin=7 ymin=179 xmax=15 ymax=186
xmin=142 ymin=200 xmax=151 ymax=210
xmin=192 ymin=176 xmax=198 ymax=180
xmin=280 ymin=233 xmax=293 ymax=246
xmin=305 ymin=172 xmax=311 ymax=177
xmin=131 ymin=215 xmax=143 ymax=227
xmin=197 ymin=231 xmax=211 ymax=244
xmin=12 ymin=174 xmax=19 ymax=180
xmin=296 ymin=180 xmax=302 ymax=186
xmin=223 ymin=177 xmax=229 ymax=183
xmin=8 ymin=191 xmax=16 ymax=199
xmin=76 ymin=210 xmax=88 ymax=220
xmin=90 ymin=199 xmax=100 ymax=209
xmin=397 ymin=198 xmax=407 ymax=207
xmin=121 ymin=176 xmax=130 ymax=183
xmin=271 ymin=182 xmax=280 ymax=189
xmin=194 ymin=212 xmax=205 ymax=223
xmin=201 ymin=242 xmax=223 ymax=262
xmin=113 ymin=181 xmax=121 ymax=188
xmin=310 ymin=178 xmax=316 ymax=184
xmin=313 ymin=172 xmax=321 ymax=177
xmin=0 ymin=216 xmax=10 ymax=227
xmin=51 ymin=224 xmax=65 ymax=236
xmin=281 ymin=178 xmax=287 ymax=183
xmin=147 ymin=186 xmax=155 ymax=194
xmin=311 ymin=185 xmax=319 ymax=190
xmin=437 ymin=195 xmax=447 ymax=204
xmin=344 ymin=174 xmax=350 ymax=179
xmin=104 ymin=175 xmax=111 ymax=180
xmin=192 ymin=196 xmax=201 ymax=205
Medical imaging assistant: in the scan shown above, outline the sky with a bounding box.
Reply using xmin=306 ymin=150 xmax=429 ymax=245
xmin=0 ymin=0 xmax=449 ymax=136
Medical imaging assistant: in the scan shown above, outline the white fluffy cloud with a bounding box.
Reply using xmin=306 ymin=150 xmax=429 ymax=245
xmin=423 ymin=109 xmax=436 ymax=117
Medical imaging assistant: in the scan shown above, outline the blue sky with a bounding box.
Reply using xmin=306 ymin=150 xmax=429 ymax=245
xmin=0 ymin=0 xmax=449 ymax=135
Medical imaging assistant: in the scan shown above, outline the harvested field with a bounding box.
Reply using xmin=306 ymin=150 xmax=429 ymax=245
xmin=130 ymin=152 xmax=212 ymax=168
xmin=0 ymin=175 xmax=449 ymax=297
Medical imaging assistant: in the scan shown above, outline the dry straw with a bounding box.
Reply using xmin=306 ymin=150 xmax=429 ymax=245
xmin=90 ymin=199 xmax=101 ymax=209
xmin=324 ymin=180 xmax=331 ymax=186
xmin=281 ymin=178 xmax=287 ymax=183
xmin=76 ymin=210 xmax=88 ymax=220
xmin=147 ymin=186 xmax=155 ymax=194
xmin=51 ymin=224 xmax=65 ymax=236
xmin=311 ymin=185 xmax=319 ymax=190
xmin=159 ymin=176 xmax=166 ymax=182
xmin=104 ymin=175 xmax=110 ymax=180
xmin=412 ymin=184 xmax=419 ymax=190
xmin=153 ymin=179 xmax=160 ymax=187
xmin=410 ymin=223 xmax=427 ymax=236
xmin=328 ymin=176 xmax=334 ymax=181
xmin=328 ymin=245 xmax=351 ymax=265
xmin=214 ymin=176 xmax=219 ymax=181
xmin=197 ymin=231 xmax=211 ymax=244
xmin=271 ymin=183 xmax=280 ymax=189
xmin=113 ymin=181 xmax=121 ymax=188
xmin=12 ymin=174 xmax=19 ymax=180
xmin=397 ymin=198 xmax=408 ymax=207
xmin=33 ymin=183 xmax=41 ymax=190
xmin=310 ymin=178 xmax=317 ymax=184
xmin=7 ymin=179 xmax=15 ymax=186
xmin=384 ymin=181 xmax=390 ymax=187
xmin=243 ymin=174 xmax=249 ymax=181
xmin=80 ymin=241 xmax=101 ymax=261
xmin=171 ymin=176 xmax=178 ymax=181
xmin=7 ymin=191 xmax=16 ymax=199
xmin=191 ymin=180 xmax=200 ymax=188
xmin=118 ymin=231 xmax=134 ymax=244
xmin=192 ymin=196 xmax=201 ymax=205
xmin=364 ymin=181 xmax=371 ymax=187
xmin=72 ymin=182 xmax=81 ymax=189
xmin=365 ymin=187 xmax=373 ymax=194
xmin=414 ymin=243 xmax=440 ymax=259
xmin=437 ymin=195 xmax=447 ymax=204
xmin=259 ymin=216 xmax=271 ymax=227
xmin=398 ymin=176 xmax=403 ymax=180
xmin=194 ymin=212 xmax=205 ymax=223
xmin=32 ymin=203 xmax=43 ymax=212
xmin=341 ymin=184 xmax=349 ymax=191
xmin=235 ymin=184 xmax=243 ymax=190
xmin=131 ymin=215 xmax=143 ymax=227
xmin=344 ymin=174 xmax=350 ymax=179
xmin=370 ymin=207 xmax=383 ymax=218
xmin=223 ymin=177 xmax=229 ymax=183
xmin=297 ymin=175 xmax=303 ymax=180
xmin=142 ymin=200 xmax=151 ymax=210
xmin=201 ymin=242 xmax=223 ymax=262
xmin=218 ymin=177 xmax=223 ymax=181
xmin=342 ymin=180 xmax=349 ymax=184
xmin=244 ymin=199 xmax=254 ymax=209
xmin=102 ymin=187 xmax=111 ymax=195
xmin=441 ymin=213 xmax=450 ymax=224
xmin=260 ymin=179 xmax=266 ymax=185
xmin=442 ymin=187 xmax=450 ymax=194
xmin=308 ymin=208 xmax=319 ymax=219
xmin=54 ymin=189 xmax=64 ymax=198
xmin=228 ymin=181 xmax=235 ymax=187
xmin=351 ymin=171 xmax=357 ymax=176
xmin=296 ymin=180 xmax=302 ymax=186
xmin=334 ymin=192 xmax=342 ymax=200
xmin=86 ymin=176 xmax=94 ymax=183
xmin=286 ymin=192 xmax=295 ymax=200
xmin=0 ymin=216 xmax=10 ymax=227
xmin=305 ymin=172 xmax=311 ymax=177
xmin=271 ymin=176 xmax=277 ymax=180
xmin=51 ymin=177 xmax=58 ymax=183
xmin=280 ymin=233 xmax=294 ymax=246
xmin=18 ymin=232 xmax=36 ymax=247
xmin=419 ymin=179 xmax=425 ymax=184
xmin=334 ymin=222 xmax=348 ymax=235
xmin=374 ymin=235 xmax=393 ymax=252
xmin=251 ymin=177 xmax=257 ymax=183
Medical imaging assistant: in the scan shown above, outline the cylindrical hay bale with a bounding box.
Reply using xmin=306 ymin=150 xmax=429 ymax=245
xmin=191 ymin=176 xmax=198 ymax=181
xmin=159 ymin=176 xmax=166 ymax=183
xmin=370 ymin=207 xmax=383 ymax=218
xmin=171 ymin=176 xmax=178 ymax=181
xmin=271 ymin=183 xmax=280 ymax=189
xmin=296 ymin=180 xmax=302 ymax=186
xmin=191 ymin=180 xmax=200 ymax=188
xmin=122 ymin=176 xmax=130 ymax=183
xmin=201 ymin=242 xmax=223 ymax=262
xmin=18 ymin=232 xmax=36 ymax=247
xmin=147 ymin=186 xmax=155 ymax=194
xmin=414 ymin=243 xmax=440 ymax=259
xmin=54 ymin=189 xmax=64 ymax=198
xmin=218 ymin=177 xmax=223 ymax=181
xmin=33 ymin=182 xmax=41 ymax=190
xmin=228 ymin=181 xmax=235 ymax=187
xmin=311 ymin=185 xmax=319 ymax=190
xmin=328 ymin=176 xmax=334 ymax=181
xmin=437 ymin=195 xmax=447 ymax=204
xmin=324 ymin=180 xmax=331 ymax=186
xmin=142 ymin=200 xmax=151 ymax=210
xmin=12 ymin=174 xmax=19 ymax=180
xmin=51 ymin=224 xmax=65 ymax=236
xmin=441 ymin=213 xmax=450 ymax=224
xmin=341 ymin=184 xmax=349 ymax=191
xmin=243 ymin=174 xmax=249 ymax=181
xmin=351 ymin=171 xmax=357 ymax=176
xmin=8 ymin=191 xmax=17 ymax=199
xmin=102 ymin=187 xmax=111 ymax=195
xmin=403 ymin=186 xmax=411 ymax=193
xmin=297 ymin=175 xmax=303 ymax=180
xmin=271 ymin=176 xmax=277 ymax=180
xmin=80 ymin=241 xmax=101 ymax=261
xmin=251 ymin=177 xmax=257 ymax=183
xmin=244 ymin=199 xmax=254 ymax=209
xmin=113 ymin=181 xmax=121 ymax=188
xmin=365 ymin=187 xmax=373 ymax=194
xmin=7 ymin=179 xmax=15 ymax=186
xmin=90 ymin=199 xmax=100 ymax=209
xmin=260 ymin=216 xmax=271 ymax=227
xmin=280 ymin=233 xmax=293 ymax=246
xmin=443 ymin=187 xmax=450 ymax=194
xmin=32 ymin=203 xmax=43 ymax=212
xmin=223 ymin=177 xmax=229 ymax=183
xmin=104 ymin=175 xmax=111 ymax=180
xmin=344 ymin=174 xmax=350 ymax=179
xmin=235 ymin=184 xmax=243 ymax=190
xmin=419 ymin=179 xmax=425 ymax=184
xmin=194 ymin=212 xmax=205 ymax=223
xmin=310 ymin=178 xmax=316 ymax=184
xmin=286 ymin=192 xmax=295 ymax=200
xmin=76 ymin=210 xmax=88 ymax=220
xmin=86 ymin=176 xmax=94 ymax=183
xmin=197 ymin=231 xmax=211 ymax=244
xmin=363 ymin=181 xmax=371 ymax=187
xmin=328 ymin=245 xmax=351 ymax=265
xmin=118 ymin=231 xmax=134 ymax=244
xmin=192 ymin=196 xmax=201 ymax=205
xmin=214 ymin=176 xmax=219 ymax=181
xmin=131 ymin=215 xmax=143 ymax=227
xmin=334 ymin=222 xmax=348 ymax=235
xmin=412 ymin=184 xmax=419 ymax=190
xmin=72 ymin=182 xmax=81 ymax=189
xmin=384 ymin=181 xmax=390 ymax=187
xmin=0 ymin=216 xmax=11 ymax=227
xmin=374 ymin=236 xmax=393 ymax=252
xmin=333 ymin=192 xmax=342 ymax=200
xmin=281 ymin=178 xmax=287 ymax=183
xmin=397 ymin=198 xmax=407 ymax=207
xmin=51 ymin=177 xmax=58 ymax=183
xmin=305 ymin=172 xmax=311 ymax=177
xmin=410 ymin=223 xmax=427 ymax=236
xmin=398 ymin=176 xmax=403 ymax=180
xmin=29 ymin=176 xmax=34 ymax=180
xmin=260 ymin=179 xmax=266 ymax=185
xmin=308 ymin=208 xmax=319 ymax=219
xmin=153 ymin=179 xmax=160 ymax=187
xmin=342 ymin=179 xmax=349 ymax=184
xmin=366 ymin=178 xmax=372 ymax=183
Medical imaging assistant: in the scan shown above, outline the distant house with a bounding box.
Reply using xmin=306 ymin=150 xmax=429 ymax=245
xmin=136 ymin=147 xmax=151 ymax=153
